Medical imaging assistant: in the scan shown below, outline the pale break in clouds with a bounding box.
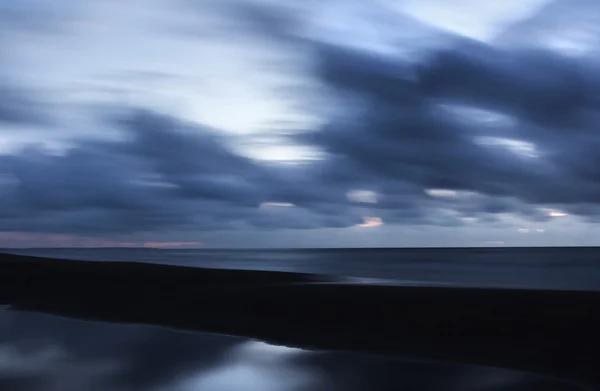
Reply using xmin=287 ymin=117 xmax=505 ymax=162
xmin=1 ymin=0 xmax=600 ymax=248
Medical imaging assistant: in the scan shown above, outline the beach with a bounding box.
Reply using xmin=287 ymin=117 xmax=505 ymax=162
xmin=1 ymin=250 xmax=599 ymax=389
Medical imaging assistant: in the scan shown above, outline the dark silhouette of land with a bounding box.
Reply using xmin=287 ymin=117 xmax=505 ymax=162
xmin=1 ymin=252 xmax=598 ymax=389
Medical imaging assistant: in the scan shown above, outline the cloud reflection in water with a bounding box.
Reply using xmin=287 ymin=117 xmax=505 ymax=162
xmin=0 ymin=307 xmax=583 ymax=391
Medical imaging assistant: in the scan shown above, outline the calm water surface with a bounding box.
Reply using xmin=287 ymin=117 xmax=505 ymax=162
xmin=8 ymin=247 xmax=600 ymax=290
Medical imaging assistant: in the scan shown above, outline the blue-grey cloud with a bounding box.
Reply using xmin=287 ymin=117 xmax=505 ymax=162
xmin=0 ymin=108 xmax=368 ymax=235
xmin=0 ymin=0 xmax=80 ymax=34
xmin=1 ymin=0 xmax=600 ymax=240
xmin=0 ymin=84 xmax=52 ymax=126
xmin=279 ymin=3 xmax=600 ymax=218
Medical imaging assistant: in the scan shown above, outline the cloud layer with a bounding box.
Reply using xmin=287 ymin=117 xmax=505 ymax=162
xmin=1 ymin=0 xmax=599 ymax=244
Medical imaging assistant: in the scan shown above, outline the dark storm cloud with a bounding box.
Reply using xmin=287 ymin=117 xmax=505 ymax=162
xmin=114 ymin=110 xmax=268 ymax=205
xmin=269 ymin=5 xmax=600 ymax=219
xmin=416 ymin=42 xmax=600 ymax=204
xmin=0 ymin=108 xmax=369 ymax=235
xmin=4 ymin=0 xmax=600 ymax=238
xmin=298 ymin=45 xmax=542 ymax=201
xmin=419 ymin=42 xmax=600 ymax=130
xmin=215 ymin=0 xmax=600 ymax=226
xmin=0 ymin=111 xmax=245 ymax=234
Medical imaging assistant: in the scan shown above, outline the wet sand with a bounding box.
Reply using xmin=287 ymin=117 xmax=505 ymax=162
xmin=1 ymin=252 xmax=599 ymax=389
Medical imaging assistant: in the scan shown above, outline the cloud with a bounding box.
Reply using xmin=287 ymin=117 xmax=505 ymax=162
xmin=0 ymin=108 xmax=369 ymax=236
xmin=0 ymin=0 xmax=80 ymax=34
xmin=0 ymin=0 xmax=71 ymax=128
xmin=0 ymin=84 xmax=51 ymax=126
xmin=494 ymin=0 xmax=600 ymax=54
xmin=1 ymin=0 xmax=600 ymax=243
xmin=271 ymin=2 xmax=600 ymax=223
xmin=414 ymin=42 xmax=600 ymax=206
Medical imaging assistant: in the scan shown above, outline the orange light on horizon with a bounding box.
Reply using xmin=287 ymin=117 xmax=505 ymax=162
xmin=356 ymin=217 xmax=383 ymax=228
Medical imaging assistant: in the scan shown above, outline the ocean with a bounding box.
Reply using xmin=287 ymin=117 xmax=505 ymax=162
xmin=5 ymin=246 xmax=600 ymax=290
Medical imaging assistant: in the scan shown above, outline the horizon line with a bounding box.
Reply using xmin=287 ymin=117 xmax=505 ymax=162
xmin=2 ymin=245 xmax=600 ymax=251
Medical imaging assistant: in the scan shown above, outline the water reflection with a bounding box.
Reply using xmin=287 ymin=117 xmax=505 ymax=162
xmin=172 ymin=342 xmax=312 ymax=391
xmin=0 ymin=307 xmax=582 ymax=391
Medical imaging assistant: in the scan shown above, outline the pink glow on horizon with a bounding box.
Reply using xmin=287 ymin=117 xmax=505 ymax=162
xmin=0 ymin=231 xmax=201 ymax=248
xmin=143 ymin=242 xmax=202 ymax=248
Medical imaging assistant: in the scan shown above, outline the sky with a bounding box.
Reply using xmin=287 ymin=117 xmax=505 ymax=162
xmin=2 ymin=0 xmax=600 ymax=248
